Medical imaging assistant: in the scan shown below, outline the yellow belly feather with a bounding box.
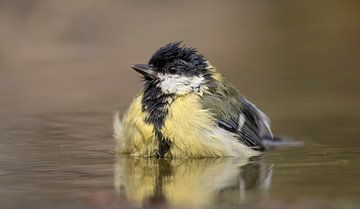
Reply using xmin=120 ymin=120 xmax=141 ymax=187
xmin=115 ymin=93 xmax=259 ymax=158
xmin=116 ymin=94 xmax=157 ymax=156
xmin=162 ymin=94 xmax=225 ymax=157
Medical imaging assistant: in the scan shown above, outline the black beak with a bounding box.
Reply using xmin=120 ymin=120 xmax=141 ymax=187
xmin=131 ymin=64 xmax=157 ymax=79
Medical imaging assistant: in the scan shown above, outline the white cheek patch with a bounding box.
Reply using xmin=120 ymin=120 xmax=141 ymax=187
xmin=158 ymin=74 xmax=205 ymax=95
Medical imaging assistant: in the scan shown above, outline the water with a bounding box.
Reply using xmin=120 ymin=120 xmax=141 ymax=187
xmin=1 ymin=1 xmax=360 ymax=209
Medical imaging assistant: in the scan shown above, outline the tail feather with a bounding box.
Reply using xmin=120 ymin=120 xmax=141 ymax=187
xmin=262 ymin=136 xmax=304 ymax=149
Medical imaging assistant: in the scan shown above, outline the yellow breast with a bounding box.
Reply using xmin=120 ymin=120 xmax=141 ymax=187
xmin=116 ymin=93 xmax=259 ymax=158
xmin=161 ymin=94 xmax=225 ymax=157
xmin=118 ymin=94 xmax=158 ymax=156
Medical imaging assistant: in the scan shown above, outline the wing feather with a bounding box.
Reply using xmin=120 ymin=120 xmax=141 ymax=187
xmin=202 ymin=81 xmax=272 ymax=151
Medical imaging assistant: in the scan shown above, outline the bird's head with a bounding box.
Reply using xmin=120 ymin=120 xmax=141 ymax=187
xmin=132 ymin=42 xmax=222 ymax=96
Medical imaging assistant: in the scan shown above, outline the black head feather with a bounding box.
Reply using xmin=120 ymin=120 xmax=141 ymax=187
xmin=149 ymin=42 xmax=208 ymax=75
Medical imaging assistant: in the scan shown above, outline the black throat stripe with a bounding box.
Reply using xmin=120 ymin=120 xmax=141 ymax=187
xmin=142 ymin=82 xmax=174 ymax=157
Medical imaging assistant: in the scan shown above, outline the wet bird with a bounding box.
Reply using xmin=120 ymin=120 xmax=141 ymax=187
xmin=114 ymin=42 xmax=274 ymax=158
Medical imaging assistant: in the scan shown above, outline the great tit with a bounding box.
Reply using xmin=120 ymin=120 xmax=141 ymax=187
xmin=114 ymin=42 xmax=274 ymax=158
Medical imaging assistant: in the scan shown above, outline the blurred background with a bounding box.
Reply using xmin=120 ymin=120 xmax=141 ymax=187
xmin=0 ymin=0 xmax=359 ymax=209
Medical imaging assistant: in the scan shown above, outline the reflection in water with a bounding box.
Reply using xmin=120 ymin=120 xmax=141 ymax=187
xmin=114 ymin=156 xmax=273 ymax=208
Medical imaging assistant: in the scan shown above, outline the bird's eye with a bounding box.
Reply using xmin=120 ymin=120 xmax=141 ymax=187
xmin=168 ymin=66 xmax=177 ymax=73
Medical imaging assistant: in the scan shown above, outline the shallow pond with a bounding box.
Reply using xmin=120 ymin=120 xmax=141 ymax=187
xmin=1 ymin=111 xmax=359 ymax=209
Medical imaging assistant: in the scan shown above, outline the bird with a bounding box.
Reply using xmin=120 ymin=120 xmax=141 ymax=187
xmin=114 ymin=42 xmax=274 ymax=158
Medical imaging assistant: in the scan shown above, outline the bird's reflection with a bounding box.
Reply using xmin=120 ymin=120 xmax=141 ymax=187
xmin=114 ymin=155 xmax=273 ymax=208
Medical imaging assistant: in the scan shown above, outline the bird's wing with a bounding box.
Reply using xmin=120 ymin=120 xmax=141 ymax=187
xmin=239 ymin=97 xmax=273 ymax=139
xmin=202 ymin=82 xmax=271 ymax=151
xmin=237 ymin=97 xmax=274 ymax=151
